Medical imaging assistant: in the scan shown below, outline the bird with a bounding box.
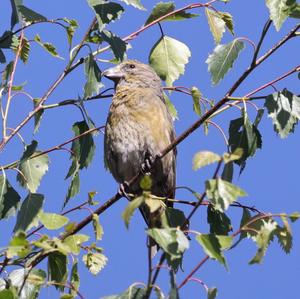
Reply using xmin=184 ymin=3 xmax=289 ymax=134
xmin=102 ymin=60 xmax=176 ymax=255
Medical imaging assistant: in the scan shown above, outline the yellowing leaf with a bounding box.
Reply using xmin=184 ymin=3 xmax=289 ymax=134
xmin=193 ymin=151 xmax=221 ymax=170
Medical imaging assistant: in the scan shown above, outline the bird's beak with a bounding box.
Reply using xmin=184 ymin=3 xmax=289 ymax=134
xmin=102 ymin=65 xmax=124 ymax=82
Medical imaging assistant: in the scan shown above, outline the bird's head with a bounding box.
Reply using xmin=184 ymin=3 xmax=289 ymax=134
xmin=102 ymin=60 xmax=161 ymax=89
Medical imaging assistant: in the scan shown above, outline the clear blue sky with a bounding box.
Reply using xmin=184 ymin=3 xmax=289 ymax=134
xmin=1 ymin=0 xmax=300 ymax=298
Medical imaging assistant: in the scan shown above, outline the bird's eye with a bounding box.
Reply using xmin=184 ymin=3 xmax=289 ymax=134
xmin=129 ymin=64 xmax=135 ymax=69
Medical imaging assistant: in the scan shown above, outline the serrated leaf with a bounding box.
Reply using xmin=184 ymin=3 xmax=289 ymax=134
xmin=221 ymin=161 xmax=233 ymax=182
xmin=223 ymin=148 xmax=243 ymax=163
xmin=0 ymin=50 xmax=5 ymax=64
xmin=33 ymin=98 xmax=44 ymax=133
xmin=17 ymin=5 xmax=47 ymax=23
xmin=264 ymin=89 xmax=300 ymax=138
xmin=7 ymin=232 xmax=30 ymax=258
xmin=64 ymin=172 xmax=80 ymax=206
xmin=39 ymin=212 xmax=69 ymax=230
xmin=149 ymin=35 xmax=191 ymax=86
xmin=191 ymin=86 xmax=202 ymax=116
xmin=249 ymin=219 xmax=277 ymax=264
xmin=8 ymin=268 xmax=46 ymax=299
xmin=122 ymin=196 xmax=144 ymax=228
xmin=266 ymin=0 xmax=297 ymax=31
xmin=64 ymin=234 xmax=89 ymax=254
xmin=147 ymin=228 xmax=189 ymax=260
xmin=193 ymin=151 xmax=221 ymax=170
xmin=82 ymin=252 xmax=108 ymax=275
xmin=275 ymin=224 xmax=292 ymax=253
xmin=228 ymin=109 xmax=263 ymax=171
xmin=69 ymin=261 xmax=80 ymax=297
xmin=119 ymin=0 xmax=145 ymax=10
xmin=100 ymin=30 xmax=126 ymax=62
xmin=10 ymin=0 xmax=23 ymax=28
xmin=48 ymin=252 xmax=68 ymax=291
xmin=2 ymin=61 xmax=14 ymax=83
xmin=207 ymin=205 xmax=232 ymax=235
xmin=196 ymin=234 xmax=228 ymax=269
xmin=290 ymin=3 xmax=300 ymax=18
xmin=163 ymin=93 xmax=178 ymax=120
xmin=145 ymin=2 xmax=197 ymax=25
xmin=70 ymin=121 xmax=96 ymax=170
xmin=87 ymin=1 xmax=124 ymax=31
xmin=17 ymin=149 xmax=49 ymax=193
xmin=239 ymin=208 xmax=252 ymax=240
xmin=0 ymin=31 xmax=13 ymax=49
xmin=84 ymin=53 xmax=103 ymax=98
xmin=14 ymin=193 xmax=44 ymax=233
xmin=11 ymin=35 xmax=30 ymax=63
xmin=92 ymin=213 xmax=104 ymax=240
xmin=205 ymin=8 xmax=226 ymax=44
xmin=206 ymin=178 xmax=247 ymax=212
xmin=34 ymin=34 xmax=62 ymax=58
xmin=289 ymin=212 xmax=300 ymax=222
xmin=208 ymin=288 xmax=218 ymax=299
xmin=206 ymin=39 xmax=244 ymax=85
xmin=0 ymin=175 xmax=20 ymax=220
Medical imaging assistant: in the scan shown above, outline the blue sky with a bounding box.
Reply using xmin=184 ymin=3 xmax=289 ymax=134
xmin=1 ymin=0 xmax=300 ymax=298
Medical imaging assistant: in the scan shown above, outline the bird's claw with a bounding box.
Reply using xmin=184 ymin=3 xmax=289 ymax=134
xmin=141 ymin=154 xmax=159 ymax=174
xmin=118 ymin=181 xmax=130 ymax=199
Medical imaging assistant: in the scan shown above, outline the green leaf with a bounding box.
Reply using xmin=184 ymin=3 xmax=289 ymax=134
xmin=119 ymin=0 xmax=145 ymax=10
xmin=205 ymin=8 xmax=226 ymax=44
xmin=0 ymin=175 xmax=20 ymax=220
xmin=228 ymin=109 xmax=263 ymax=171
xmin=264 ymin=89 xmax=300 ymax=138
xmin=33 ymin=98 xmax=44 ymax=133
xmin=266 ymin=0 xmax=297 ymax=31
xmin=206 ymin=39 xmax=244 ymax=85
xmin=10 ymin=0 xmax=23 ymax=28
xmin=82 ymin=252 xmax=108 ymax=275
xmin=220 ymin=12 xmax=234 ymax=35
xmin=92 ymin=213 xmax=104 ymax=240
xmin=69 ymin=261 xmax=80 ymax=297
xmin=162 ymin=207 xmax=187 ymax=228
xmin=11 ymin=35 xmax=30 ymax=63
xmin=163 ymin=93 xmax=178 ymax=120
xmin=191 ymin=86 xmax=202 ymax=116
xmin=2 ymin=61 xmax=14 ymax=83
xmin=48 ymin=252 xmax=68 ymax=291
xmin=17 ymin=5 xmax=47 ymax=23
xmin=64 ymin=172 xmax=80 ymax=206
xmin=196 ymin=234 xmax=229 ymax=268
xmin=70 ymin=121 xmax=96 ymax=170
xmin=193 ymin=151 xmax=221 ymax=170
xmin=289 ymin=212 xmax=300 ymax=222
xmin=145 ymin=1 xmax=198 ymax=25
xmin=207 ymin=205 xmax=232 ymax=235
xmin=208 ymin=287 xmax=218 ymax=299
xmin=8 ymin=268 xmax=46 ymax=299
xmin=64 ymin=234 xmax=89 ymax=255
xmin=206 ymin=178 xmax=247 ymax=212
xmin=249 ymin=219 xmax=277 ymax=264
xmin=7 ymin=232 xmax=30 ymax=258
xmin=275 ymin=224 xmax=292 ymax=253
xmin=100 ymin=30 xmax=127 ymax=62
xmin=84 ymin=53 xmax=103 ymax=98
xmin=34 ymin=34 xmax=62 ymax=58
xmin=149 ymin=35 xmax=191 ymax=86
xmin=223 ymin=148 xmax=244 ymax=163
xmin=17 ymin=145 xmax=49 ymax=193
xmin=14 ymin=193 xmax=44 ymax=233
xmin=122 ymin=196 xmax=144 ymax=228
xmin=290 ymin=3 xmax=300 ymax=18
xmin=102 ymin=285 xmax=147 ymax=299
xmin=87 ymin=1 xmax=124 ymax=31
xmin=239 ymin=208 xmax=252 ymax=240
xmin=0 ymin=50 xmax=5 ymax=64
xmin=147 ymin=228 xmax=189 ymax=260
xmin=0 ymin=31 xmax=13 ymax=48
xmin=221 ymin=161 xmax=233 ymax=182
xmin=39 ymin=212 xmax=69 ymax=230
xmin=0 ymin=289 xmax=16 ymax=299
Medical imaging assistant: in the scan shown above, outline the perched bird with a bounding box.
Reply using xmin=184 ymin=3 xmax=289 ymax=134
xmin=103 ymin=60 xmax=176 ymax=251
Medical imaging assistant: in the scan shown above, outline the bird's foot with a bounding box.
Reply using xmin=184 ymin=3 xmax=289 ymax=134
xmin=141 ymin=153 xmax=159 ymax=174
xmin=118 ymin=181 xmax=131 ymax=200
